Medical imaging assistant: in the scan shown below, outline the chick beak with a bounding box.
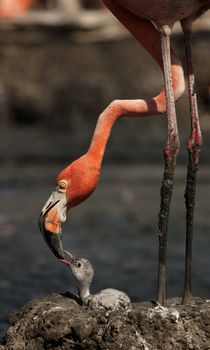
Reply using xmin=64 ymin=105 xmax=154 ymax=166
xmin=60 ymin=250 xmax=77 ymax=268
xmin=39 ymin=189 xmax=67 ymax=259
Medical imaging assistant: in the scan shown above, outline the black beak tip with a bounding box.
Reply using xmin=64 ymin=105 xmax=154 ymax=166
xmin=38 ymin=216 xmax=64 ymax=259
xmin=43 ymin=229 xmax=64 ymax=259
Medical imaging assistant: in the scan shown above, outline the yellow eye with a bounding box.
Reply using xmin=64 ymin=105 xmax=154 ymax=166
xmin=59 ymin=180 xmax=67 ymax=191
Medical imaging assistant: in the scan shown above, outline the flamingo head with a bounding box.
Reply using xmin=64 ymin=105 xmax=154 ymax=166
xmin=39 ymin=154 xmax=100 ymax=259
xmin=60 ymin=250 xmax=94 ymax=301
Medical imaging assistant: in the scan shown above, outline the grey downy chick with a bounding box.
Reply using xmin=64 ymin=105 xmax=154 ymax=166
xmin=61 ymin=251 xmax=131 ymax=311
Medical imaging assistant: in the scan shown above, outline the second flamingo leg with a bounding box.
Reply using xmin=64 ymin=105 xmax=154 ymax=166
xmin=156 ymin=26 xmax=180 ymax=305
xmin=182 ymin=22 xmax=202 ymax=305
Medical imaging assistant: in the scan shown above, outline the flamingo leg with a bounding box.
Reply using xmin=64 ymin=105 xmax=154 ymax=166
xmin=182 ymin=23 xmax=202 ymax=305
xmin=156 ymin=26 xmax=180 ymax=305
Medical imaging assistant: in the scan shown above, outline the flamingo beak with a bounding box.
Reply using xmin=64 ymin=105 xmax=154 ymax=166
xmin=39 ymin=189 xmax=67 ymax=259
xmin=60 ymin=250 xmax=77 ymax=268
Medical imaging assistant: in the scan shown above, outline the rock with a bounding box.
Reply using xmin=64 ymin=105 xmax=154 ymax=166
xmin=1 ymin=294 xmax=210 ymax=349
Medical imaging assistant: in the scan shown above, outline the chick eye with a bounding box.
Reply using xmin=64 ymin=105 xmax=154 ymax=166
xmin=77 ymin=262 xmax=82 ymax=268
xmin=58 ymin=180 xmax=67 ymax=191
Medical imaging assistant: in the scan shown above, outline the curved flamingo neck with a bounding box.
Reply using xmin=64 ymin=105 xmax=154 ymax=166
xmin=85 ymin=1 xmax=185 ymax=173
xmin=85 ymin=94 xmax=165 ymax=170
xmin=87 ymin=104 xmax=121 ymax=167
xmin=86 ymin=98 xmax=149 ymax=168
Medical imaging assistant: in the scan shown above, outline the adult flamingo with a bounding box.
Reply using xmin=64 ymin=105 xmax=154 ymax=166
xmin=39 ymin=0 xmax=210 ymax=306
xmin=0 ymin=0 xmax=36 ymax=18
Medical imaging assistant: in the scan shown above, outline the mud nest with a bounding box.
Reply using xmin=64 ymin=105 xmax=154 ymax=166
xmin=1 ymin=293 xmax=210 ymax=349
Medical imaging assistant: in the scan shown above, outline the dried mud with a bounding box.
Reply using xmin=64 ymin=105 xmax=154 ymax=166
xmin=1 ymin=294 xmax=210 ymax=349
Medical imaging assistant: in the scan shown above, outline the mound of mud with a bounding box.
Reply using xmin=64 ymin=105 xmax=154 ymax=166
xmin=1 ymin=294 xmax=210 ymax=349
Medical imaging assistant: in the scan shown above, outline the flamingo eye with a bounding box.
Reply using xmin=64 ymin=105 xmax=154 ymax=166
xmin=58 ymin=180 xmax=67 ymax=191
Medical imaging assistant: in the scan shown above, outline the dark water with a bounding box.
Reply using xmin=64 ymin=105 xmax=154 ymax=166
xmin=0 ymin=164 xmax=210 ymax=337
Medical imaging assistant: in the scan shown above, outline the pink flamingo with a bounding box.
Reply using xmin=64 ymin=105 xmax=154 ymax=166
xmin=39 ymin=0 xmax=210 ymax=305
xmin=0 ymin=0 xmax=36 ymax=18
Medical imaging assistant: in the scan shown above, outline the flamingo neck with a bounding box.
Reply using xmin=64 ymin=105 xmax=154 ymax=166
xmin=87 ymin=103 xmax=121 ymax=168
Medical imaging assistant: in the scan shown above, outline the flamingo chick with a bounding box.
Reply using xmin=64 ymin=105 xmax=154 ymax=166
xmin=61 ymin=251 xmax=131 ymax=311
xmin=39 ymin=0 xmax=210 ymax=305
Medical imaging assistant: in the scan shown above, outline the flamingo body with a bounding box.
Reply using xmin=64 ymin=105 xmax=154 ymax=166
xmin=114 ymin=0 xmax=207 ymax=24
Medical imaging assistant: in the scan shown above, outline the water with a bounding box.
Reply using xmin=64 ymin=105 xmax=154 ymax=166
xmin=0 ymin=164 xmax=210 ymax=337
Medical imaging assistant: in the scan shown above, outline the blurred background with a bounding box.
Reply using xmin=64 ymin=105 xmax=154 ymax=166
xmin=0 ymin=0 xmax=210 ymax=337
